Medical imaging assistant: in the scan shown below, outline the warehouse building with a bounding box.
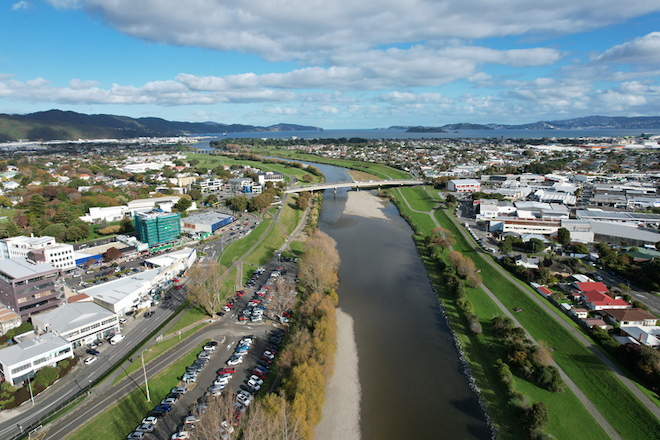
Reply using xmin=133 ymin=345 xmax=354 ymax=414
xmin=447 ymin=179 xmax=481 ymax=193
xmin=181 ymin=211 xmax=235 ymax=235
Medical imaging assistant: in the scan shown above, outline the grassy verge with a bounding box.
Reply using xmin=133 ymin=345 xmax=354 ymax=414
xmin=114 ymin=324 xmax=207 ymax=382
xmin=245 ymin=225 xmax=285 ymax=267
xmin=219 ymin=218 xmax=272 ymax=267
xmin=427 ymin=204 xmax=660 ymax=440
xmin=67 ymin=340 xmax=209 ymax=440
xmin=165 ymin=306 xmax=209 ymax=336
xmin=401 ymin=200 xmax=608 ymax=439
xmin=280 ymin=197 xmax=303 ymax=235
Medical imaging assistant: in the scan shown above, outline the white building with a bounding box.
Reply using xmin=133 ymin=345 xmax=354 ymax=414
xmin=195 ymin=178 xmax=224 ymax=193
xmin=257 ymin=172 xmax=284 ymax=186
xmin=32 ymin=302 xmax=119 ymax=348
xmin=447 ymin=179 xmax=480 ymax=193
xmin=0 ymin=332 xmax=73 ymax=385
xmin=80 ymin=270 xmax=159 ymax=315
xmin=0 ymin=236 xmax=75 ymax=271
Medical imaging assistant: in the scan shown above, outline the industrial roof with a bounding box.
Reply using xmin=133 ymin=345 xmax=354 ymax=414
xmin=144 ymin=247 xmax=195 ymax=268
xmin=183 ymin=211 xmax=233 ymax=226
xmin=576 ymin=210 xmax=660 ymax=221
xmin=0 ymin=258 xmax=58 ymax=280
xmin=589 ymin=221 xmax=660 ymax=242
xmin=80 ymin=269 xmax=159 ymax=305
xmin=32 ymin=302 xmax=115 ymax=334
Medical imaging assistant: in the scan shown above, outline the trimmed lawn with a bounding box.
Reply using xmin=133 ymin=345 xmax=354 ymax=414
xmin=165 ymin=306 xmax=209 ymax=335
xmin=433 ymin=207 xmax=660 ymax=440
xmin=115 ymin=323 xmax=207 ymax=382
xmin=280 ymin=197 xmax=303 ymax=235
xmin=290 ymin=240 xmax=304 ymax=255
xmin=245 ymin=225 xmax=285 ymax=267
xmin=399 ymin=186 xmax=438 ymax=212
xmin=219 ymin=219 xmax=272 ymax=266
xmin=68 ymin=340 xmax=209 ymax=440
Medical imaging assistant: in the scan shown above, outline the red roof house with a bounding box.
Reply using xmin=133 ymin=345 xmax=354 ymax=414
xmin=581 ymin=290 xmax=631 ymax=311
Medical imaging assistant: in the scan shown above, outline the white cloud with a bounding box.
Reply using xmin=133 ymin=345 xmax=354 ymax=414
xmin=264 ymin=107 xmax=298 ymax=116
xmin=12 ymin=1 xmax=28 ymax=10
xmin=596 ymin=32 xmax=660 ymax=64
xmin=47 ymin=0 xmax=657 ymax=63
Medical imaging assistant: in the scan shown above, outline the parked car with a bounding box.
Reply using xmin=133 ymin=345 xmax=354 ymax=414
xmin=175 ymin=285 xmax=183 ymax=290
xmin=86 ymin=348 xmax=100 ymax=356
xmin=84 ymin=356 xmax=97 ymax=365
xmin=147 ymin=409 xmax=166 ymax=419
xmin=135 ymin=424 xmax=155 ymax=433
xmin=110 ymin=334 xmax=125 ymax=345
xmin=171 ymin=432 xmax=191 ymax=440
xmin=161 ymin=398 xmax=177 ymax=406
xmin=155 ymin=404 xmax=172 ymax=412
xmin=218 ymin=367 xmax=235 ymax=375
xmin=126 ymin=432 xmax=145 ymax=439
xmin=171 ymin=387 xmax=187 ymax=395
xmin=142 ymin=416 xmax=158 ymax=425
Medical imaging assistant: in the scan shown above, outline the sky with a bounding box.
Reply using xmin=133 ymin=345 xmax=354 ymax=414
xmin=2 ymin=1 xmax=660 ymax=129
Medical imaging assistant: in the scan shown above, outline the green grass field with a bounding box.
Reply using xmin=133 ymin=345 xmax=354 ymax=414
xmin=219 ymin=218 xmax=272 ymax=266
xmin=68 ymin=340 xmax=209 ymax=440
xmin=427 ymin=205 xmax=660 ymax=440
xmin=279 ymin=196 xmax=303 ymax=235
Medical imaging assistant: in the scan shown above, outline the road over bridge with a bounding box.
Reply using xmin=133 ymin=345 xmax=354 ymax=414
xmin=284 ymin=179 xmax=425 ymax=193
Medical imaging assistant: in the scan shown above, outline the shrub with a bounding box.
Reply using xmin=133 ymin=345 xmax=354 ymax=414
xmin=469 ymin=319 xmax=482 ymax=335
xmin=1 ymin=381 xmax=16 ymax=393
xmin=528 ymin=402 xmax=549 ymax=431
xmin=98 ymin=225 xmax=121 ymax=235
xmin=35 ymin=366 xmax=57 ymax=388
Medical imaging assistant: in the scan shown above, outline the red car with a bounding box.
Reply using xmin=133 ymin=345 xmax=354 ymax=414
xmin=173 ymin=278 xmax=179 ymax=282
xmin=245 ymin=222 xmax=248 ymax=226
xmin=236 ymin=291 xmax=246 ymax=297
xmin=218 ymin=367 xmax=236 ymax=375
xmin=238 ymin=315 xmax=247 ymax=321
xmin=252 ymin=369 xmax=267 ymax=380
xmin=175 ymin=285 xmax=183 ymax=290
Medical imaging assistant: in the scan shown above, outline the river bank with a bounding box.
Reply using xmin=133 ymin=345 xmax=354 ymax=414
xmin=314 ymin=308 xmax=361 ymax=440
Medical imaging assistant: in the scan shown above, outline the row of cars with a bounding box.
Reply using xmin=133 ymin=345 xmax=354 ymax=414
xmin=125 ymin=341 xmax=219 ymax=440
xmin=235 ymin=329 xmax=285 ymax=409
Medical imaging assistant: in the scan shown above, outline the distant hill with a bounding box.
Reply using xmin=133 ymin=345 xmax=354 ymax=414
xmin=406 ymin=126 xmax=448 ymax=133
xmin=405 ymin=116 xmax=660 ymax=132
xmin=0 ymin=110 xmax=323 ymax=142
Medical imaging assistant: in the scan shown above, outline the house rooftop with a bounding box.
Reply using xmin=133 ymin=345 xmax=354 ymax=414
xmin=603 ymin=308 xmax=657 ymax=322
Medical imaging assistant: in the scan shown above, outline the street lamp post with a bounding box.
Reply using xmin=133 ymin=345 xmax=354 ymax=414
xmin=27 ymin=374 xmax=35 ymax=406
xmin=141 ymin=351 xmax=150 ymax=402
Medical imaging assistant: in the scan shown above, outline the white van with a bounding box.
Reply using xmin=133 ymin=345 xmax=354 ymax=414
xmin=110 ymin=334 xmax=125 ymax=345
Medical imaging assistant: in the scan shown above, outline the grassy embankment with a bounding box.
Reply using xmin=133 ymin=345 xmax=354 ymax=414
xmin=113 ymin=323 xmax=207 ymax=382
xmin=434 ymin=205 xmax=660 ymax=440
xmin=186 ymin=153 xmax=325 ymax=183
xmin=392 ymin=186 xmax=607 ymax=440
xmin=67 ymin=340 xmax=209 ymax=440
xmin=248 ymin=148 xmax=412 ymax=180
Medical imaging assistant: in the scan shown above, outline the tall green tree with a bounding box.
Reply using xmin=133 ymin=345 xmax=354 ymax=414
xmin=557 ymin=227 xmax=570 ymax=246
xmin=28 ymin=194 xmax=46 ymax=217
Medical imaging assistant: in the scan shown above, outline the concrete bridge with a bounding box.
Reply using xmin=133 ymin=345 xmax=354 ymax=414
xmin=284 ymin=179 xmax=425 ymax=194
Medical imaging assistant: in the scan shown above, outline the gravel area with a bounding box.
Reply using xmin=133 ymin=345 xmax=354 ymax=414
xmin=343 ymin=191 xmax=388 ymax=220
xmin=314 ymin=308 xmax=361 ymax=440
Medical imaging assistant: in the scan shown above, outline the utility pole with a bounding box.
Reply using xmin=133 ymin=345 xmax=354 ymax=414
xmin=141 ymin=351 xmax=150 ymax=402
xmin=28 ymin=375 xmax=34 ymax=406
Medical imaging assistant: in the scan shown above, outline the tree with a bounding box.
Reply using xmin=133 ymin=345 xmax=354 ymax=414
xmin=445 ymin=194 xmax=457 ymax=205
xmin=528 ymin=402 xmax=549 ymax=431
xmin=28 ymin=194 xmax=46 ymax=217
xmin=301 ymin=174 xmax=313 ymax=183
xmin=271 ymin=278 xmax=297 ymax=321
xmin=227 ymin=196 xmax=248 ymax=212
xmin=572 ymin=243 xmax=589 ymax=254
xmin=103 ymin=247 xmax=122 ymax=262
xmin=528 ymin=238 xmax=545 ymax=253
xmin=298 ymin=230 xmax=340 ymax=294
xmin=188 ymin=189 xmax=202 ymax=201
xmin=174 ymin=197 xmax=192 ymax=212
xmin=557 ymin=227 xmax=570 ymax=246
xmin=187 ymin=261 xmax=230 ymax=318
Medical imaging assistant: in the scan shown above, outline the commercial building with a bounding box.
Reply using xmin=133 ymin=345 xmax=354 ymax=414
xmin=194 ymin=178 xmax=224 ymax=193
xmin=32 ymin=302 xmax=119 ymax=348
xmin=0 ymin=236 xmax=75 ymax=271
xmin=80 ymin=269 xmax=158 ymax=315
xmin=589 ymin=221 xmax=660 ymax=247
xmin=489 ymin=218 xmax=561 ymax=235
xmin=0 ymin=258 xmax=63 ymax=320
xmin=0 ymin=332 xmax=73 ymax=385
xmin=134 ymin=211 xmax=181 ymax=246
xmin=447 ymin=179 xmax=480 ymax=193
xmin=227 ymin=177 xmax=254 ymax=193
xmin=0 ymin=304 xmax=21 ymax=336
xmin=181 ymin=212 xmax=235 ymax=235
xmin=256 ymin=171 xmax=284 ymax=186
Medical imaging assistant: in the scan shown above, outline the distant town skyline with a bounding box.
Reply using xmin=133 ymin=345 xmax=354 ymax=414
xmin=2 ymin=1 xmax=660 ymax=129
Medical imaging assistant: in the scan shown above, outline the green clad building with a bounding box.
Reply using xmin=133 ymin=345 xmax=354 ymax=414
xmin=134 ymin=211 xmax=181 ymax=246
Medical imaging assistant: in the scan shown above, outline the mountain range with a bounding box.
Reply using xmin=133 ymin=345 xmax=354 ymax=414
xmin=403 ymin=116 xmax=660 ymax=132
xmin=0 ymin=110 xmax=322 ymax=142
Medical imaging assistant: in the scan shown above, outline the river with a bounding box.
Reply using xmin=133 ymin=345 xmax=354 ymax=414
xmin=308 ymin=162 xmax=490 ymax=439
